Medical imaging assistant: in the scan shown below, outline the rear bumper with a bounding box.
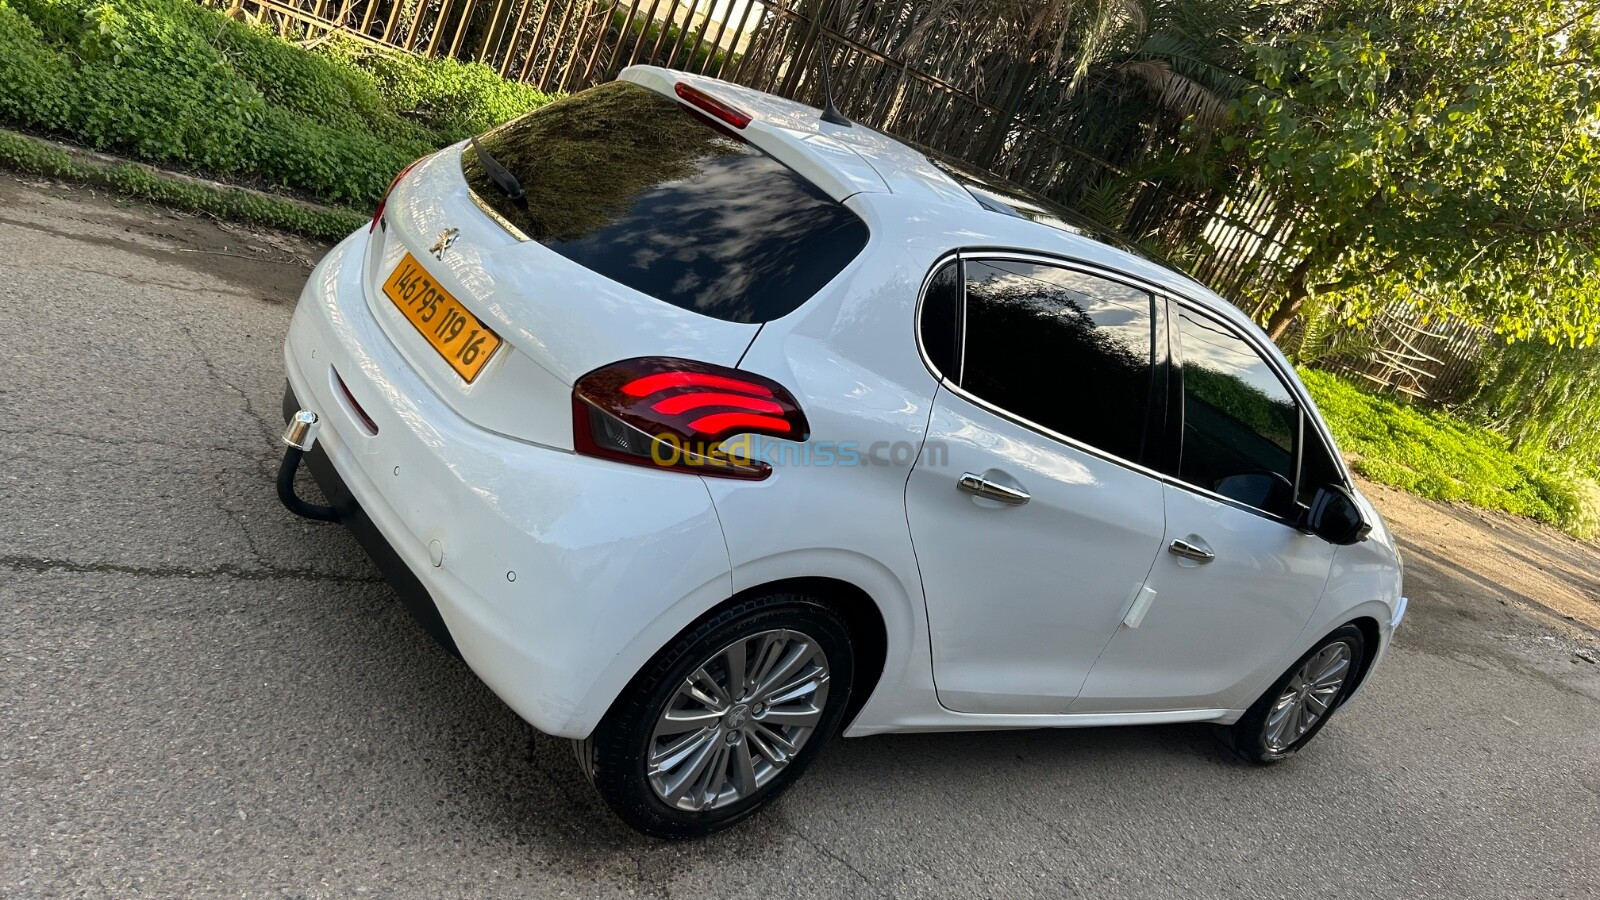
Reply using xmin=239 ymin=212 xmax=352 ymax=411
xmin=281 ymin=385 xmax=460 ymax=657
xmin=281 ymin=230 xmax=735 ymax=738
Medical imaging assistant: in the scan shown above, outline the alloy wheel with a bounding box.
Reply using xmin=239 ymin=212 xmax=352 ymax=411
xmin=646 ymin=628 xmax=830 ymax=811
xmin=1262 ymin=641 xmax=1353 ymax=753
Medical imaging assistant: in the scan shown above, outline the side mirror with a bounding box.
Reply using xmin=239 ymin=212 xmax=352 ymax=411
xmin=1301 ymin=484 xmax=1371 ymax=545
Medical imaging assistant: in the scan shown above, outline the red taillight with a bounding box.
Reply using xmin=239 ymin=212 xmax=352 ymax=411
xmin=573 ymin=357 xmax=809 ymax=480
xmin=370 ymin=158 xmax=424 ymax=232
xmin=674 ymin=82 xmax=752 ymax=130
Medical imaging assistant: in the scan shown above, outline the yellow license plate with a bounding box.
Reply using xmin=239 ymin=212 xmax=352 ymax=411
xmin=381 ymin=253 xmax=501 ymax=383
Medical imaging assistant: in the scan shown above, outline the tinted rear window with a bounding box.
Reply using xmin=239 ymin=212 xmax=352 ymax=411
xmin=463 ymin=81 xmax=869 ymax=324
xmin=961 ymin=260 xmax=1156 ymax=462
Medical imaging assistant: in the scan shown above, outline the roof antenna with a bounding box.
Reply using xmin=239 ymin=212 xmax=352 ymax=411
xmin=818 ymin=40 xmax=852 ymax=128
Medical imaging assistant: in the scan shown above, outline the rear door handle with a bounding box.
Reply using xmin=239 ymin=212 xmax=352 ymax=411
xmin=957 ymin=472 xmax=1030 ymax=505
xmin=1168 ymin=537 xmax=1215 ymax=562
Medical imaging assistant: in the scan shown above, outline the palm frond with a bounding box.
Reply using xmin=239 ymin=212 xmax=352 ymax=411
xmin=1293 ymin=295 xmax=1379 ymax=366
xmin=1075 ymin=176 xmax=1137 ymax=229
xmin=1116 ymin=57 xmax=1228 ymax=134
xmin=1133 ymin=30 xmax=1254 ymax=100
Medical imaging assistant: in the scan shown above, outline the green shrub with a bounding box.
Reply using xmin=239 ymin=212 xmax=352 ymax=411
xmin=351 ymin=44 xmax=550 ymax=140
xmin=0 ymin=0 xmax=552 ymax=207
xmin=0 ymin=3 xmax=76 ymax=128
xmin=1302 ymin=368 xmax=1596 ymax=537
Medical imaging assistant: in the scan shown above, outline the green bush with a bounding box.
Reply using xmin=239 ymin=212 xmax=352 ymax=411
xmin=1302 ymin=368 xmax=1597 ymax=537
xmin=0 ymin=0 xmax=552 ymax=207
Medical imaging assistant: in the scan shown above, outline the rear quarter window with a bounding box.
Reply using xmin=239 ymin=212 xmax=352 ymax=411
xmin=463 ymin=81 xmax=869 ymax=324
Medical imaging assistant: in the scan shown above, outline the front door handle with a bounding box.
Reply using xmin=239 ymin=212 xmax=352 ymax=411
xmin=957 ymin=472 xmax=1030 ymax=505
xmin=1168 ymin=537 xmax=1215 ymax=562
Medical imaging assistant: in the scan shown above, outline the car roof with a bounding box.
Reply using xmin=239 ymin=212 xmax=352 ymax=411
xmin=619 ymin=65 xmax=1267 ymax=343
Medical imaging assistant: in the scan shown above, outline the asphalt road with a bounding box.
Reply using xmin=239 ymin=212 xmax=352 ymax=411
xmin=4 ymin=176 xmax=1599 ymax=899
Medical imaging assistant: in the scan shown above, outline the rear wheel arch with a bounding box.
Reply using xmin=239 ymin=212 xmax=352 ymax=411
xmin=606 ymin=576 xmax=889 ymax=733
xmin=731 ymin=576 xmax=888 ymax=730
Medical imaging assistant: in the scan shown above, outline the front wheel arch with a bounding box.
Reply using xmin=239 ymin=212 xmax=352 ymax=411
xmin=1338 ymin=616 xmax=1382 ymax=708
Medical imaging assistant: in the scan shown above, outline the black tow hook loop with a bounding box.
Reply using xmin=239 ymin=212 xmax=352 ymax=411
xmin=278 ymin=410 xmax=340 ymax=523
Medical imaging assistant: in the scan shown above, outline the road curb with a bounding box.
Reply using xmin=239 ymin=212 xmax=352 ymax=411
xmin=0 ymin=127 xmax=365 ymax=241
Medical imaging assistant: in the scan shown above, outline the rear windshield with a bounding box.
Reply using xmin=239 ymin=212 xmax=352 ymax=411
xmin=462 ymin=81 xmax=869 ymax=324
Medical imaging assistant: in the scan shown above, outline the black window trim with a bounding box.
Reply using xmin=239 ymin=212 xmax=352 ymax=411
xmin=913 ymin=248 xmax=1173 ymax=477
xmin=1162 ymin=296 xmax=1352 ymax=525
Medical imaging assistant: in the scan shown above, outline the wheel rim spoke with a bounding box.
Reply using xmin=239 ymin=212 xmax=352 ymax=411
xmin=651 ymin=726 xmax=717 ymax=773
xmin=654 ymin=706 xmax=723 ymax=737
xmin=723 ymin=638 xmax=750 ymax=700
xmin=659 ymin=730 xmax=721 ymax=804
xmin=731 ymin=738 xmax=758 ymax=796
xmin=647 ymin=627 xmax=830 ymax=811
xmin=752 ymin=637 xmax=814 ymax=699
xmin=758 ymin=705 xmax=823 ymax=729
xmin=762 ymin=667 xmax=828 ymax=706
xmin=686 ymin=666 xmax=728 ymax=709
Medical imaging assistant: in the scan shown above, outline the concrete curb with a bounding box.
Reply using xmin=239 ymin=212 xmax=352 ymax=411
xmin=4 ymin=129 xmax=347 ymax=217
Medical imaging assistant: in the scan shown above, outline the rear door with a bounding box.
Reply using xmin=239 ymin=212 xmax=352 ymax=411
xmin=1072 ymin=302 xmax=1340 ymax=712
xmin=905 ymin=255 xmax=1169 ymax=714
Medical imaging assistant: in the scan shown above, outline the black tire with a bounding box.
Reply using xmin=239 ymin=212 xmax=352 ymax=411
xmin=576 ymin=593 xmax=854 ymax=839
xmin=1229 ymin=624 xmax=1365 ymax=765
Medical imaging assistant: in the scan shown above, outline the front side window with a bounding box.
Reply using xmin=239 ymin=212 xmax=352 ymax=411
xmin=958 ymin=259 xmax=1155 ymax=462
xmin=1175 ymin=309 xmax=1299 ymax=515
xmin=1298 ymin=428 xmax=1345 ymax=507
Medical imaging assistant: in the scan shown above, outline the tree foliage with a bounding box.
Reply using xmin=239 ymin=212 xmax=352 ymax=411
xmin=1229 ymin=0 xmax=1600 ymax=345
xmin=1469 ymin=340 xmax=1600 ymax=470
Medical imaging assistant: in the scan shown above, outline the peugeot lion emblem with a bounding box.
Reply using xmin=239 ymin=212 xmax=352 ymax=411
xmin=429 ymin=227 xmax=460 ymax=261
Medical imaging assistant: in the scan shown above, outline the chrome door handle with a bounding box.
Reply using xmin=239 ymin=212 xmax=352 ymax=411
xmin=1168 ymin=537 xmax=1215 ymax=562
xmin=957 ymin=472 xmax=1030 ymax=505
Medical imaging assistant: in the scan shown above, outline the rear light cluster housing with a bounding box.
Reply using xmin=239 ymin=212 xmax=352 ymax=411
xmin=573 ymin=357 xmax=809 ymax=480
xmin=370 ymin=158 xmax=425 ymax=232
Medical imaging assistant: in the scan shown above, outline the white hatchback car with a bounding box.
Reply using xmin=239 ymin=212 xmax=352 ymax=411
xmin=278 ymin=65 xmax=1405 ymax=838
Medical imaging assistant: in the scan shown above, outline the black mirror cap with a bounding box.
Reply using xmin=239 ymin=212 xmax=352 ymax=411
xmin=1303 ymin=484 xmax=1372 ymax=546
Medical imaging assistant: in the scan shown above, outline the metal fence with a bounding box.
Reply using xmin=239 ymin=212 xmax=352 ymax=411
xmin=233 ymin=0 xmax=1483 ymax=401
xmin=236 ymin=0 xmax=1297 ymax=290
xmin=1322 ymin=309 xmax=1491 ymax=405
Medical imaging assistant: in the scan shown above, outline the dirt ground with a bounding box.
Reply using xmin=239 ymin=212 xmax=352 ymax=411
xmin=1364 ymin=479 xmax=1600 ymax=636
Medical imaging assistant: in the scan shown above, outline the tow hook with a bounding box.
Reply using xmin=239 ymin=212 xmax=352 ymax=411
xmin=277 ymin=409 xmax=340 ymax=523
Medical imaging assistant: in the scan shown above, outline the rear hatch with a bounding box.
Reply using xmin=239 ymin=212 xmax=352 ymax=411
xmin=361 ymin=78 xmax=869 ymax=449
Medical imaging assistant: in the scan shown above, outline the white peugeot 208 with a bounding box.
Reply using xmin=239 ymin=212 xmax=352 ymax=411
xmin=278 ymin=65 xmax=1405 ymax=838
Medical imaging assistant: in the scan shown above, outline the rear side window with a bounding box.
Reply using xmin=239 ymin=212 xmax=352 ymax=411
xmin=919 ymin=260 xmax=963 ymax=379
xmin=958 ymin=259 xmax=1156 ymax=462
xmin=463 ymin=81 xmax=868 ymax=324
xmin=1175 ymin=309 xmax=1299 ymax=514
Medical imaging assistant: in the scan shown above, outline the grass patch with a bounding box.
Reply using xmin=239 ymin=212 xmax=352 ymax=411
xmin=0 ymin=129 xmax=367 ymax=240
xmin=0 ymin=0 xmax=553 ymax=209
xmin=1302 ymin=368 xmax=1598 ymax=538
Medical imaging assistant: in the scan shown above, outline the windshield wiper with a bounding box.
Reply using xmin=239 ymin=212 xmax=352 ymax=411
xmin=470 ymin=138 xmax=528 ymax=210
